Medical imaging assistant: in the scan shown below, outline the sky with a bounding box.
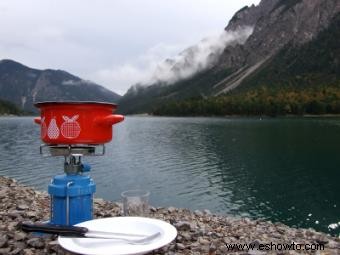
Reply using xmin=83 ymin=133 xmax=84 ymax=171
xmin=0 ymin=0 xmax=261 ymax=95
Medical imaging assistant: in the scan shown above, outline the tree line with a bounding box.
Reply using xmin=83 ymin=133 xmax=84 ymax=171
xmin=0 ymin=99 xmax=24 ymax=115
xmin=152 ymin=86 xmax=340 ymax=117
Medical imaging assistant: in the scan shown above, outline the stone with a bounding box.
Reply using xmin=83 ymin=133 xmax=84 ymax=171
xmin=203 ymin=209 xmax=212 ymax=215
xmin=27 ymin=238 xmax=45 ymax=249
xmin=180 ymin=232 xmax=192 ymax=241
xmin=194 ymin=210 xmax=203 ymax=216
xmin=174 ymin=221 xmax=191 ymax=231
xmin=17 ymin=204 xmax=29 ymax=210
xmin=7 ymin=222 xmax=18 ymax=232
xmin=175 ymin=235 xmax=183 ymax=243
xmin=209 ymin=243 xmax=217 ymax=255
xmin=198 ymin=237 xmax=210 ymax=245
xmin=167 ymin=207 xmax=177 ymax=213
xmin=315 ymin=235 xmax=329 ymax=245
xmin=176 ymin=243 xmax=186 ymax=250
xmin=0 ymin=235 xmax=8 ymax=248
xmin=327 ymin=240 xmax=340 ymax=249
xmin=22 ymin=249 xmax=34 ymax=255
xmin=249 ymin=239 xmax=261 ymax=249
xmin=7 ymin=210 xmax=22 ymax=219
xmin=9 ymin=248 xmax=21 ymax=255
xmin=12 ymin=242 xmax=26 ymax=250
xmin=150 ymin=206 xmax=157 ymax=212
xmin=14 ymin=232 xmax=27 ymax=241
xmin=25 ymin=211 xmax=38 ymax=218
xmin=0 ymin=248 xmax=11 ymax=255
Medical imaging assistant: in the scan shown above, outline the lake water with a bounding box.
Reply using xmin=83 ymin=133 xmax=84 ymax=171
xmin=0 ymin=116 xmax=339 ymax=235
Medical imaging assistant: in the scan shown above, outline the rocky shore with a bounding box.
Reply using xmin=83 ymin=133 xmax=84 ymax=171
xmin=0 ymin=176 xmax=339 ymax=255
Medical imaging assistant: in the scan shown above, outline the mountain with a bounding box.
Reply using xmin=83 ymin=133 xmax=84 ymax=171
xmin=118 ymin=0 xmax=340 ymax=115
xmin=0 ymin=59 xmax=121 ymax=113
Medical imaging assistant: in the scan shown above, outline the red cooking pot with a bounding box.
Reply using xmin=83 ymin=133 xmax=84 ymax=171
xmin=34 ymin=101 xmax=124 ymax=145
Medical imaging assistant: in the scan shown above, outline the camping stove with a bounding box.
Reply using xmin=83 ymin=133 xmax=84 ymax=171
xmin=34 ymin=101 xmax=124 ymax=226
xmin=42 ymin=145 xmax=100 ymax=226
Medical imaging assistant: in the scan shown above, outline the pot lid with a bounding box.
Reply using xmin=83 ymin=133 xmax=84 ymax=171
xmin=34 ymin=101 xmax=117 ymax=108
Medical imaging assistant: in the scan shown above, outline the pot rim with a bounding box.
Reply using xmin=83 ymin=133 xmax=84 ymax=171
xmin=34 ymin=101 xmax=117 ymax=108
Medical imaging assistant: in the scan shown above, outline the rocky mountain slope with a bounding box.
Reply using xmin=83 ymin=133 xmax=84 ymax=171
xmin=0 ymin=60 xmax=121 ymax=113
xmin=214 ymin=0 xmax=340 ymax=94
xmin=118 ymin=0 xmax=340 ymax=114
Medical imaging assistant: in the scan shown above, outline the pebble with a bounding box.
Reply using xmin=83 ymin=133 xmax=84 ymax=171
xmin=27 ymin=238 xmax=45 ymax=248
xmin=0 ymin=247 xmax=11 ymax=255
xmin=194 ymin=209 xmax=203 ymax=216
xmin=316 ymin=235 xmax=329 ymax=245
xmin=22 ymin=248 xmax=34 ymax=255
xmin=198 ymin=237 xmax=210 ymax=245
xmin=174 ymin=221 xmax=192 ymax=231
xmin=176 ymin=243 xmax=186 ymax=250
xmin=0 ymin=176 xmax=339 ymax=255
xmin=203 ymin=209 xmax=212 ymax=215
xmin=0 ymin=235 xmax=8 ymax=248
xmin=9 ymin=248 xmax=21 ymax=255
xmin=167 ymin=206 xmax=177 ymax=213
xmin=17 ymin=204 xmax=29 ymax=210
xmin=14 ymin=232 xmax=27 ymax=241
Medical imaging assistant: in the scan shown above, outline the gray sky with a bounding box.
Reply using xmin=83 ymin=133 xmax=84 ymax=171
xmin=0 ymin=0 xmax=260 ymax=95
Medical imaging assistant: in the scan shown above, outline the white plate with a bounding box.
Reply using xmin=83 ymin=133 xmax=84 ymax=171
xmin=58 ymin=217 xmax=177 ymax=255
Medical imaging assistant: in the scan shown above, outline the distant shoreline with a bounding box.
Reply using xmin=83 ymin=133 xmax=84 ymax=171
xmin=125 ymin=113 xmax=340 ymax=118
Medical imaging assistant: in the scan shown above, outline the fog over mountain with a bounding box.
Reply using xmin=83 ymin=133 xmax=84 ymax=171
xmin=119 ymin=0 xmax=340 ymax=114
xmin=147 ymin=27 xmax=253 ymax=86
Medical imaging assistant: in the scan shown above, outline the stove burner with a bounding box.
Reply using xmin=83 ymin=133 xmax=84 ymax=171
xmin=40 ymin=144 xmax=105 ymax=157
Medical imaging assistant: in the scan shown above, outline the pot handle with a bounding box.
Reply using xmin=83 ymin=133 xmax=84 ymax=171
xmin=34 ymin=117 xmax=41 ymax=125
xmin=96 ymin=114 xmax=124 ymax=126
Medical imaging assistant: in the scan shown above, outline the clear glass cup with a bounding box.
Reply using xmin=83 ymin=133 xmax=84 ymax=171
xmin=121 ymin=189 xmax=150 ymax=216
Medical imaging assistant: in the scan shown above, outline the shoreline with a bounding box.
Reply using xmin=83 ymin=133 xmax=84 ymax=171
xmin=0 ymin=176 xmax=339 ymax=254
xmin=123 ymin=113 xmax=340 ymax=118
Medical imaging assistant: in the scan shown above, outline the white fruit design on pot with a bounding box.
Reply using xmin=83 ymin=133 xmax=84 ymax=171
xmin=47 ymin=117 xmax=60 ymax=139
xmin=61 ymin=115 xmax=81 ymax=139
xmin=41 ymin=117 xmax=47 ymax=138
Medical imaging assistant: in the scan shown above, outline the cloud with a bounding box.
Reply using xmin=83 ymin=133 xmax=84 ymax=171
xmin=91 ymin=65 xmax=152 ymax=96
xmin=62 ymin=79 xmax=95 ymax=86
xmin=149 ymin=26 xmax=254 ymax=85
xmin=88 ymin=43 xmax=186 ymax=95
xmin=89 ymin=27 xmax=253 ymax=95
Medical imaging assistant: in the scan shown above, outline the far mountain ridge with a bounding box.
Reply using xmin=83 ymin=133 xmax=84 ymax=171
xmin=0 ymin=59 xmax=121 ymax=113
xmin=118 ymin=0 xmax=340 ymax=115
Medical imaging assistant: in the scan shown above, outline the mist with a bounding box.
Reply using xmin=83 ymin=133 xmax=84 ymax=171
xmin=147 ymin=26 xmax=254 ymax=86
xmin=92 ymin=26 xmax=254 ymax=95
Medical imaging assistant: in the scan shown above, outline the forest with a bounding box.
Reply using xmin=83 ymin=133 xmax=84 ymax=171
xmin=0 ymin=99 xmax=24 ymax=115
xmin=152 ymin=85 xmax=340 ymax=117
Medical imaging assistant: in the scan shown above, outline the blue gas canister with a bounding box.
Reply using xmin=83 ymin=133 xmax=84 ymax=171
xmin=48 ymin=158 xmax=96 ymax=225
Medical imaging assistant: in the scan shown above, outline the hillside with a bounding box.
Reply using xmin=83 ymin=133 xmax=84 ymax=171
xmin=239 ymin=11 xmax=340 ymax=90
xmin=118 ymin=0 xmax=340 ymax=115
xmin=0 ymin=60 xmax=121 ymax=113
xmin=0 ymin=98 xmax=24 ymax=115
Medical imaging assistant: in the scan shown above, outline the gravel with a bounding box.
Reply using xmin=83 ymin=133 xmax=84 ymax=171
xmin=0 ymin=176 xmax=339 ymax=255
